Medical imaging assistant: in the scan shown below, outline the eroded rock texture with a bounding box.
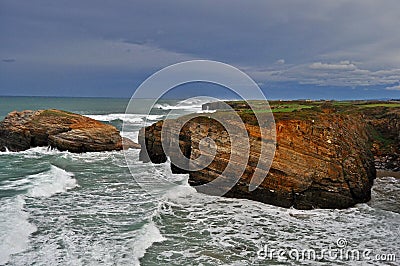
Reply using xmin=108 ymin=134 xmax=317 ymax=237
xmin=139 ymin=111 xmax=376 ymax=209
xmin=363 ymin=107 xmax=400 ymax=171
xmin=0 ymin=109 xmax=139 ymax=153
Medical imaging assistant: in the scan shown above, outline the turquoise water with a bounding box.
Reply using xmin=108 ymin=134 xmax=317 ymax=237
xmin=0 ymin=97 xmax=399 ymax=265
xmin=0 ymin=97 xmax=130 ymax=121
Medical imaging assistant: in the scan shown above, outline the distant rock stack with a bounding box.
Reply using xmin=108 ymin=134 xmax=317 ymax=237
xmin=0 ymin=109 xmax=140 ymax=153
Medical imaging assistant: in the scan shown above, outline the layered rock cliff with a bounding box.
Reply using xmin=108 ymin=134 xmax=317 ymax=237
xmin=0 ymin=109 xmax=139 ymax=153
xmin=362 ymin=107 xmax=400 ymax=171
xmin=139 ymin=108 xmax=376 ymax=209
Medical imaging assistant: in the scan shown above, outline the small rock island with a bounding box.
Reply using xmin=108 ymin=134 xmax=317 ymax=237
xmin=139 ymin=100 xmax=400 ymax=209
xmin=0 ymin=109 xmax=139 ymax=153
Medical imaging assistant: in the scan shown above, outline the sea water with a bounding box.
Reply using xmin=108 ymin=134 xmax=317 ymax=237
xmin=0 ymin=97 xmax=398 ymax=265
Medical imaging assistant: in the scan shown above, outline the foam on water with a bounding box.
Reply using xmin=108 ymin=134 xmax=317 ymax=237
xmin=143 ymin=173 xmax=400 ymax=265
xmin=0 ymin=164 xmax=77 ymax=195
xmin=0 ymin=196 xmax=37 ymax=265
xmin=27 ymin=165 xmax=78 ymax=198
xmin=85 ymin=113 xmax=164 ymax=124
xmin=2 ymin=148 xmax=169 ymax=265
xmin=154 ymin=103 xmax=200 ymax=111
xmin=154 ymin=98 xmax=212 ymax=112
xmin=18 ymin=146 xmax=68 ymax=159
xmin=1 ymin=96 xmax=399 ymax=265
xmin=0 ymin=146 xmax=11 ymax=154
xmin=162 ymin=176 xmax=197 ymax=201
xmin=121 ymin=131 xmax=139 ymax=143
xmin=369 ymin=175 xmax=400 ymax=214
xmin=0 ymin=165 xmax=77 ymax=265
xmin=131 ymin=221 xmax=166 ymax=266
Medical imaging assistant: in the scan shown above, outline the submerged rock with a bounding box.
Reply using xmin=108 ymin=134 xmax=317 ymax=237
xmin=0 ymin=109 xmax=139 ymax=153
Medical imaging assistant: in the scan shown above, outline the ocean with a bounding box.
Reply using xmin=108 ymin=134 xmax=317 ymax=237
xmin=0 ymin=96 xmax=398 ymax=265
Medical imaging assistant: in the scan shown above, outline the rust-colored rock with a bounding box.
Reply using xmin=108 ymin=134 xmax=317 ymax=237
xmin=0 ymin=109 xmax=139 ymax=153
xmin=139 ymin=110 xmax=376 ymax=209
xmin=122 ymin=137 xmax=141 ymax=150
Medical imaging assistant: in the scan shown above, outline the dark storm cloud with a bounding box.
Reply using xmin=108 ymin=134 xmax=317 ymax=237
xmin=2 ymin=59 xmax=15 ymax=63
xmin=0 ymin=0 xmax=400 ymax=98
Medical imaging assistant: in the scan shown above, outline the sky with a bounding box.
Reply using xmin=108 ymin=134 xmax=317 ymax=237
xmin=1 ymin=0 xmax=400 ymax=100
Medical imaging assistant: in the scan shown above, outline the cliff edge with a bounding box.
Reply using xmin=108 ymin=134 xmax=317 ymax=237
xmin=137 ymin=101 xmax=392 ymax=209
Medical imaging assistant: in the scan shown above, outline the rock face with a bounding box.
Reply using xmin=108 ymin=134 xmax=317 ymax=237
xmin=363 ymin=107 xmax=400 ymax=171
xmin=0 ymin=109 xmax=139 ymax=152
xmin=139 ymin=111 xmax=376 ymax=209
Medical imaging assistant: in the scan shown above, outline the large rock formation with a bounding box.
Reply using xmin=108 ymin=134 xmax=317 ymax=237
xmin=139 ymin=108 xmax=377 ymax=209
xmin=362 ymin=107 xmax=400 ymax=171
xmin=0 ymin=109 xmax=140 ymax=153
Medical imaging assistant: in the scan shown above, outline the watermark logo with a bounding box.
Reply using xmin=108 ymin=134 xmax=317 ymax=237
xmin=256 ymin=238 xmax=396 ymax=262
xmin=123 ymin=60 xmax=276 ymax=198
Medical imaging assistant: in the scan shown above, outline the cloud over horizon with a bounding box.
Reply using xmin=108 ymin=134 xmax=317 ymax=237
xmin=386 ymin=84 xmax=400 ymax=91
xmin=0 ymin=0 xmax=399 ymax=98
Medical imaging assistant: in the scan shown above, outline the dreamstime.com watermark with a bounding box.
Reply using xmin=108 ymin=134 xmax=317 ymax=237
xmin=256 ymin=238 xmax=396 ymax=263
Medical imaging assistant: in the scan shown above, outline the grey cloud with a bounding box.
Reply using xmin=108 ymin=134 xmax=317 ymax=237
xmin=1 ymin=0 xmax=400 ymax=96
xmin=2 ymin=59 xmax=15 ymax=63
xmin=3 ymin=0 xmax=399 ymax=67
xmin=249 ymin=61 xmax=400 ymax=87
xmin=10 ymin=39 xmax=192 ymax=69
xmin=386 ymin=85 xmax=400 ymax=91
xmin=309 ymin=61 xmax=357 ymax=71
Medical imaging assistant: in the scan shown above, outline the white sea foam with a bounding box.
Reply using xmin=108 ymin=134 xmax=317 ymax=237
xmin=150 ymin=168 xmax=400 ymax=265
xmin=154 ymin=98 xmax=219 ymax=114
xmin=0 ymin=146 xmax=11 ymax=154
xmin=154 ymin=103 xmax=199 ymax=110
xmin=0 ymin=146 xmax=20 ymax=155
xmin=154 ymin=98 xmax=207 ymax=111
xmin=0 ymin=196 xmax=37 ymax=265
xmin=121 ymin=131 xmax=139 ymax=143
xmin=85 ymin=113 xmax=164 ymax=124
xmin=27 ymin=165 xmax=78 ymax=198
xmin=18 ymin=147 xmax=122 ymax=164
xmin=0 ymin=165 xmax=77 ymax=196
xmin=154 ymin=104 xmax=202 ymax=112
xmin=131 ymin=221 xmax=166 ymax=266
xmin=20 ymin=146 xmax=67 ymax=158
xmin=162 ymin=175 xmax=197 ymax=201
xmin=0 ymin=165 xmax=77 ymax=264
xmin=197 ymin=109 xmax=216 ymax=114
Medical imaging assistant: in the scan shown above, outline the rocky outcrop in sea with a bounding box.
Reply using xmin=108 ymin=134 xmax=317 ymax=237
xmin=139 ymin=108 xmax=376 ymax=209
xmin=0 ymin=109 xmax=140 ymax=152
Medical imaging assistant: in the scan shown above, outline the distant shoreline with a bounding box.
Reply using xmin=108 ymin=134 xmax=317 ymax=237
xmin=0 ymin=95 xmax=399 ymax=101
xmin=0 ymin=95 xmax=131 ymax=99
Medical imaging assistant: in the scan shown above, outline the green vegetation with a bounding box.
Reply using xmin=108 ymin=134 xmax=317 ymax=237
xmin=182 ymin=100 xmax=399 ymax=156
xmin=370 ymin=128 xmax=394 ymax=145
xmin=38 ymin=109 xmax=77 ymax=118
xmin=219 ymin=100 xmax=400 ymax=114
xmin=272 ymin=105 xmax=314 ymax=113
xmin=358 ymin=103 xmax=400 ymax=108
xmin=331 ymin=101 xmax=353 ymax=106
xmin=30 ymin=110 xmax=78 ymax=125
xmin=203 ymin=99 xmax=400 ymax=126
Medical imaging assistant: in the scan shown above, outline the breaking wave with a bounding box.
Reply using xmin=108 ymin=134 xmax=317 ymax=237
xmin=0 ymin=165 xmax=77 ymax=264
